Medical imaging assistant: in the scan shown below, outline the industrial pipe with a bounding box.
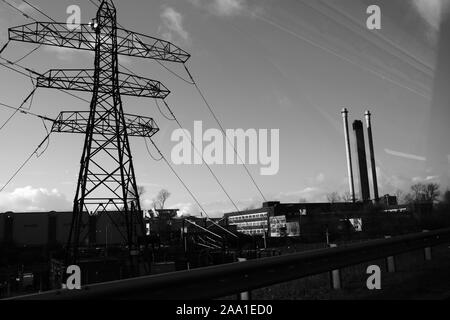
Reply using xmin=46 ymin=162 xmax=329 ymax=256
xmin=341 ymin=108 xmax=356 ymax=203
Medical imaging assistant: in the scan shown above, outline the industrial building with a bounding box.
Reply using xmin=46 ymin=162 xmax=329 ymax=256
xmin=0 ymin=211 xmax=145 ymax=248
xmin=224 ymin=199 xmax=417 ymax=242
xmin=224 ymin=201 xmax=364 ymax=239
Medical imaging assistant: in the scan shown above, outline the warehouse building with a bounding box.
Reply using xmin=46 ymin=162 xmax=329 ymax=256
xmin=0 ymin=211 xmax=144 ymax=248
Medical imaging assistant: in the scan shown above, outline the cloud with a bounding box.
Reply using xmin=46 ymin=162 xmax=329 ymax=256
xmin=159 ymin=6 xmax=191 ymax=45
xmin=171 ymin=202 xmax=200 ymax=216
xmin=412 ymin=175 xmax=440 ymax=183
xmin=144 ymin=196 xmax=263 ymax=218
xmin=384 ymin=149 xmax=427 ymax=162
xmin=372 ymin=166 xmax=407 ymax=192
xmin=140 ymin=199 xmax=200 ymax=217
xmin=0 ymin=186 xmax=71 ymax=212
xmin=373 ymin=166 xmax=442 ymax=196
xmin=188 ymin=0 xmax=259 ymax=17
xmin=274 ymin=187 xmax=328 ymax=203
xmin=211 ymin=0 xmax=246 ymax=16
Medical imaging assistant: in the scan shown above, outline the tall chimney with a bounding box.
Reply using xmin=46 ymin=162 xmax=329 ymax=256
xmin=365 ymin=111 xmax=379 ymax=201
xmin=353 ymin=120 xmax=371 ymax=202
xmin=341 ymin=108 xmax=355 ymax=203
xmin=427 ymin=5 xmax=450 ymax=187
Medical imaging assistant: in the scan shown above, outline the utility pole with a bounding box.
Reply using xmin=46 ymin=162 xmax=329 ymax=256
xmin=7 ymin=0 xmax=190 ymax=274
xmin=182 ymin=219 xmax=190 ymax=270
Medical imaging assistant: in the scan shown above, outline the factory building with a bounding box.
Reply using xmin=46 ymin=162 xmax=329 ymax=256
xmin=224 ymin=200 xmax=415 ymax=241
xmin=224 ymin=201 xmax=366 ymax=240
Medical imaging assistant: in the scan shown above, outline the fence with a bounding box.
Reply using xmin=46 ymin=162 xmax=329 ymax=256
xmin=7 ymin=228 xmax=450 ymax=300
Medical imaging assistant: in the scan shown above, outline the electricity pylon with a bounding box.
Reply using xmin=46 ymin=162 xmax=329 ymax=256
xmin=8 ymin=0 xmax=190 ymax=271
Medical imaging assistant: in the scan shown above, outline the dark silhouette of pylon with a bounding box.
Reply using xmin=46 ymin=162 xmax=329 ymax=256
xmin=8 ymin=0 xmax=190 ymax=273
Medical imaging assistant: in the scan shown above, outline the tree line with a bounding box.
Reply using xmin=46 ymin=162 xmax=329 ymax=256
xmin=324 ymin=183 xmax=450 ymax=206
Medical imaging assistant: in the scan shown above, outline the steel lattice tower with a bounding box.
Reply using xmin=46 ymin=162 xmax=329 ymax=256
xmin=71 ymin=1 xmax=142 ymax=265
xmin=7 ymin=0 xmax=190 ymax=271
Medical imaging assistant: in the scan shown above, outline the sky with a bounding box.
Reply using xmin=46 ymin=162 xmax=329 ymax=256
xmin=0 ymin=0 xmax=449 ymax=216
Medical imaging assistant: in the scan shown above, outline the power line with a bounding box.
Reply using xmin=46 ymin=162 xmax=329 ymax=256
xmin=0 ymin=132 xmax=52 ymax=192
xmin=36 ymin=119 xmax=50 ymax=157
xmin=0 ymin=2 xmax=92 ymax=104
xmin=0 ymin=41 xmax=9 ymax=55
xmin=0 ymin=88 xmax=36 ymax=131
xmin=251 ymin=11 xmax=431 ymax=100
xmin=108 ymin=0 xmax=267 ymax=203
xmin=125 ymin=27 xmax=268 ymax=202
xmin=0 ymin=100 xmax=54 ymax=123
xmin=148 ymin=138 xmax=238 ymax=238
xmin=154 ymin=98 xmax=175 ymax=121
xmin=156 ymin=60 xmax=194 ymax=85
xmin=0 ymin=58 xmax=37 ymax=78
xmin=143 ymin=136 xmax=163 ymax=161
xmin=13 ymin=44 xmax=42 ymax=64
xmin=184 ymin=219 xmax=222 ymax=240
xmin=22 ymin=0 xmax=56 ymax=22
xmin=314 ymin=0 xmax=433 ymax=76
xmin=183 ymin=65 xmax=268 ymax=202
xmin=160 ymin=99 xmax=241 ymax=213
xmin=87 ymin=0 xmax=97 ymax=6
xmin=0 ymin=55 xmax=91 ymax=104
xmin=120 ymin=25 xmax=268 ymax=203
xmin=0 ymin=0 xmax=34 ymax=20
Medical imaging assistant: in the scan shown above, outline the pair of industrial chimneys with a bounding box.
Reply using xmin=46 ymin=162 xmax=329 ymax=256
xmin=342 ymin=108 xmax=379 ymax=203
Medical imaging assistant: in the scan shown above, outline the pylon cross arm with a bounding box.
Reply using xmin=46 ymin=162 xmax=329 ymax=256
xmin=117 ymin=28 xmax=190 ymax=63
xmin=9 ymin=22 xmax=190 ymax=63
xmin=9 ymin=22 xmax=96 ymax=51
xmin=51 ymin=111 xmax=160 ymax=138
xmin=36 ymin=69 xmax=170 ymax=99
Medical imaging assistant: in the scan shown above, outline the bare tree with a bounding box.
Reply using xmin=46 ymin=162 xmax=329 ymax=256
xmin=408 ymin=183 xmax=441 ymax=203
xmin=425 ymin=183 xmax=441 ymax=203
xmin=153 ymin=189 xmax=171 ymax=210
xmin=411 ymin=183 xmax=426 ymax=202
xmin=298 ymin=198 xmax=308 ymax=203
xmin=327 ymin=192 xmax=341 ymax=203
xmin=341 ymin=191 xmax=352 ymax=203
